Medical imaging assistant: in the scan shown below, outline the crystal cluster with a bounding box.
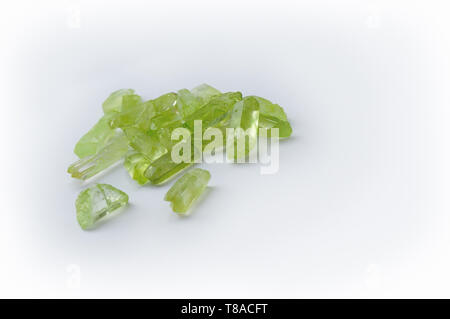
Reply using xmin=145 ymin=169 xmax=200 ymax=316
xmin=69 ymin=84 xmax=292 ymax=228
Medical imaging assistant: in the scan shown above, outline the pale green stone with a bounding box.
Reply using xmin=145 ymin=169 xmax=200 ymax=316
xmin=124 ymin=151 xmax=151 ymax=185
xmin=110 ymin=100 xmax=155 ymax=131
xmin=76 ymin=183 xmax=129 ymax=230
xmin=102 ymin=89 xmax=136 ymax=114
xmin=123 ymin=127 xmax=168 ymax=162
xmin=228 ymin=96 xmax=260 ymax=159
xmin=250 ymin=96 xmax=292 ymax=138
xmin=68 ymin=133 xmax=129 ymax=180
xmin=164 ymin=168 xmax=211 ymax=214
xmin=74 ymin=114 xmax=116 ymax=158
xmin=144 ymin=152 xmax=193 ymax=185
xmin=191 ymin=84 xmax=221 ymax=104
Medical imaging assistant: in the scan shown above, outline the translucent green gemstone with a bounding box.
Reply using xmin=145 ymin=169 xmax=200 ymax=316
xmin=110 ymin=100 xmax=155 ymax=131
xmin=74 ymin=114 xmax=116 ymax=158
xmin=123 ymin=127 xmax=168 ymax=162
xmin=102 ymin=89 xmax=136 ymax=114
xmin=150 ymin=107 xmax=183 ymax=130
xmin=76 ymin=183 xmax=129 ymax=230
xmin=250 ymin=96 xmax=292 ymax=137
xmin=124 ymin=151 xmax=151 ymax=185
xmin=144 ymin=152 xmax=193 ymax=185
xmin=228 ymin=96 xmax=260 ymax=159
xmin=191 ymin=84 xmax=221 ymax=104
xmin=68 ymin=133 xmax=129 ymax=180
xmin=183 ymin=92 xmax=243 ymax=131
xmin=164 ymin=168 xmax=211 ymax=214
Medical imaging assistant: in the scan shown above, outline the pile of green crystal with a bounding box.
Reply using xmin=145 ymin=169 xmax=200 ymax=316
xmin=69 ymin=84 xmax=292 ymax=230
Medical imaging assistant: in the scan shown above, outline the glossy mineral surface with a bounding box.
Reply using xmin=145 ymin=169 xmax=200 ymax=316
xmin=164 ymin=168 xmax=211 ymax=213
xmin=68 ymin=133 xmax=129 ymax=180
xmin=76 ymin=184 xmax=129 ymax=229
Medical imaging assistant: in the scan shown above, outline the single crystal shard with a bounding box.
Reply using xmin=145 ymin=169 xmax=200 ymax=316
xmin=124 ymin=151 xmax=152 ymax=185
xmin=144 ymin=152 xmax=193 ymax=185
xmin=76 ymin=183 xmax=129 ymax=229
xmin=250 ymin=96 xmax=292 ymax=138
xmin=228 ymin=96 xmax=260 ymax=159
xmin=74 ymin=114 xmax=116 ymax=158
xmin=102 ymin=89 xmax=136 ymax=114
xmin=68 ymin=133 xmax=129 ymax=180
xmin=164 ymin=168 xmax=211 ymax=214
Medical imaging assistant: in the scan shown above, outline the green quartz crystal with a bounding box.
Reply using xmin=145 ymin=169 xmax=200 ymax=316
xmin=74 ymin=114 xmax=116 ymax=158
xmin=164 ymin=168 xmax=211 ymax=214
xmin=102 ymin=89 xmax=136 ymax=114
xmin=250 ymin=96 xmax=292 ymax=138
xmin=124 ymin=151 xmax=152 ymax=185
xmin=150 ymin=107 xmax=183 ymax=130
xmin=76 ymin=183 xmax=129 ymax=229
xmin=123 ymin=127 xmax=168 ymax=162
xmin=68 ymin=133 xmax=129 ymax=180
xmin=110 ymin=99 xmax=154 ymax=131
xmin=144 ymin=152 xmax=193 ymax=185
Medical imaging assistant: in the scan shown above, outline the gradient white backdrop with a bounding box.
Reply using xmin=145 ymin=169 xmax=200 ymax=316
xmin=1 ymin=0 xmax=449 ymax=298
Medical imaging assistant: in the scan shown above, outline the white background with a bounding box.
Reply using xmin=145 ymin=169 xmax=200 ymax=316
xmin=1 ymin=0 xmax=449 ymax=298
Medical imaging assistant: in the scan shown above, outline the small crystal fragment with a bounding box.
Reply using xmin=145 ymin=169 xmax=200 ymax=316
xmin=68 ymin=133 xmax=129 ymax=180
xmin=74 ymin=114 xmax=116 ymax=158
xmin=164 ymin=168 xmax=211 ymax=214
xmin=124 ymin=151 xmax=151 ymax=185
xmin=250 ymin=96 xmax=292 ymax=138
xmin=76 ymin=183 xmax=129 ymax=229
xmin=102 ymin=89 xmax=136 ymax=114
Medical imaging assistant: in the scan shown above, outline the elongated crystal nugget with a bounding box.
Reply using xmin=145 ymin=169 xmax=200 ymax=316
xmin=164 ymin=168 xmax=211 ymax=214
xmin=144 ymin=152 xmax=193 ymax=185
xmin=76 ymin=183 xmax=129 ymax=229
xmin=68 ymin=133 xmax=129 ymax=180
xmin=250 ymin=96 xmax=292 ymax=138
xmin=228 ymin=96 xmax=260 ymax=159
